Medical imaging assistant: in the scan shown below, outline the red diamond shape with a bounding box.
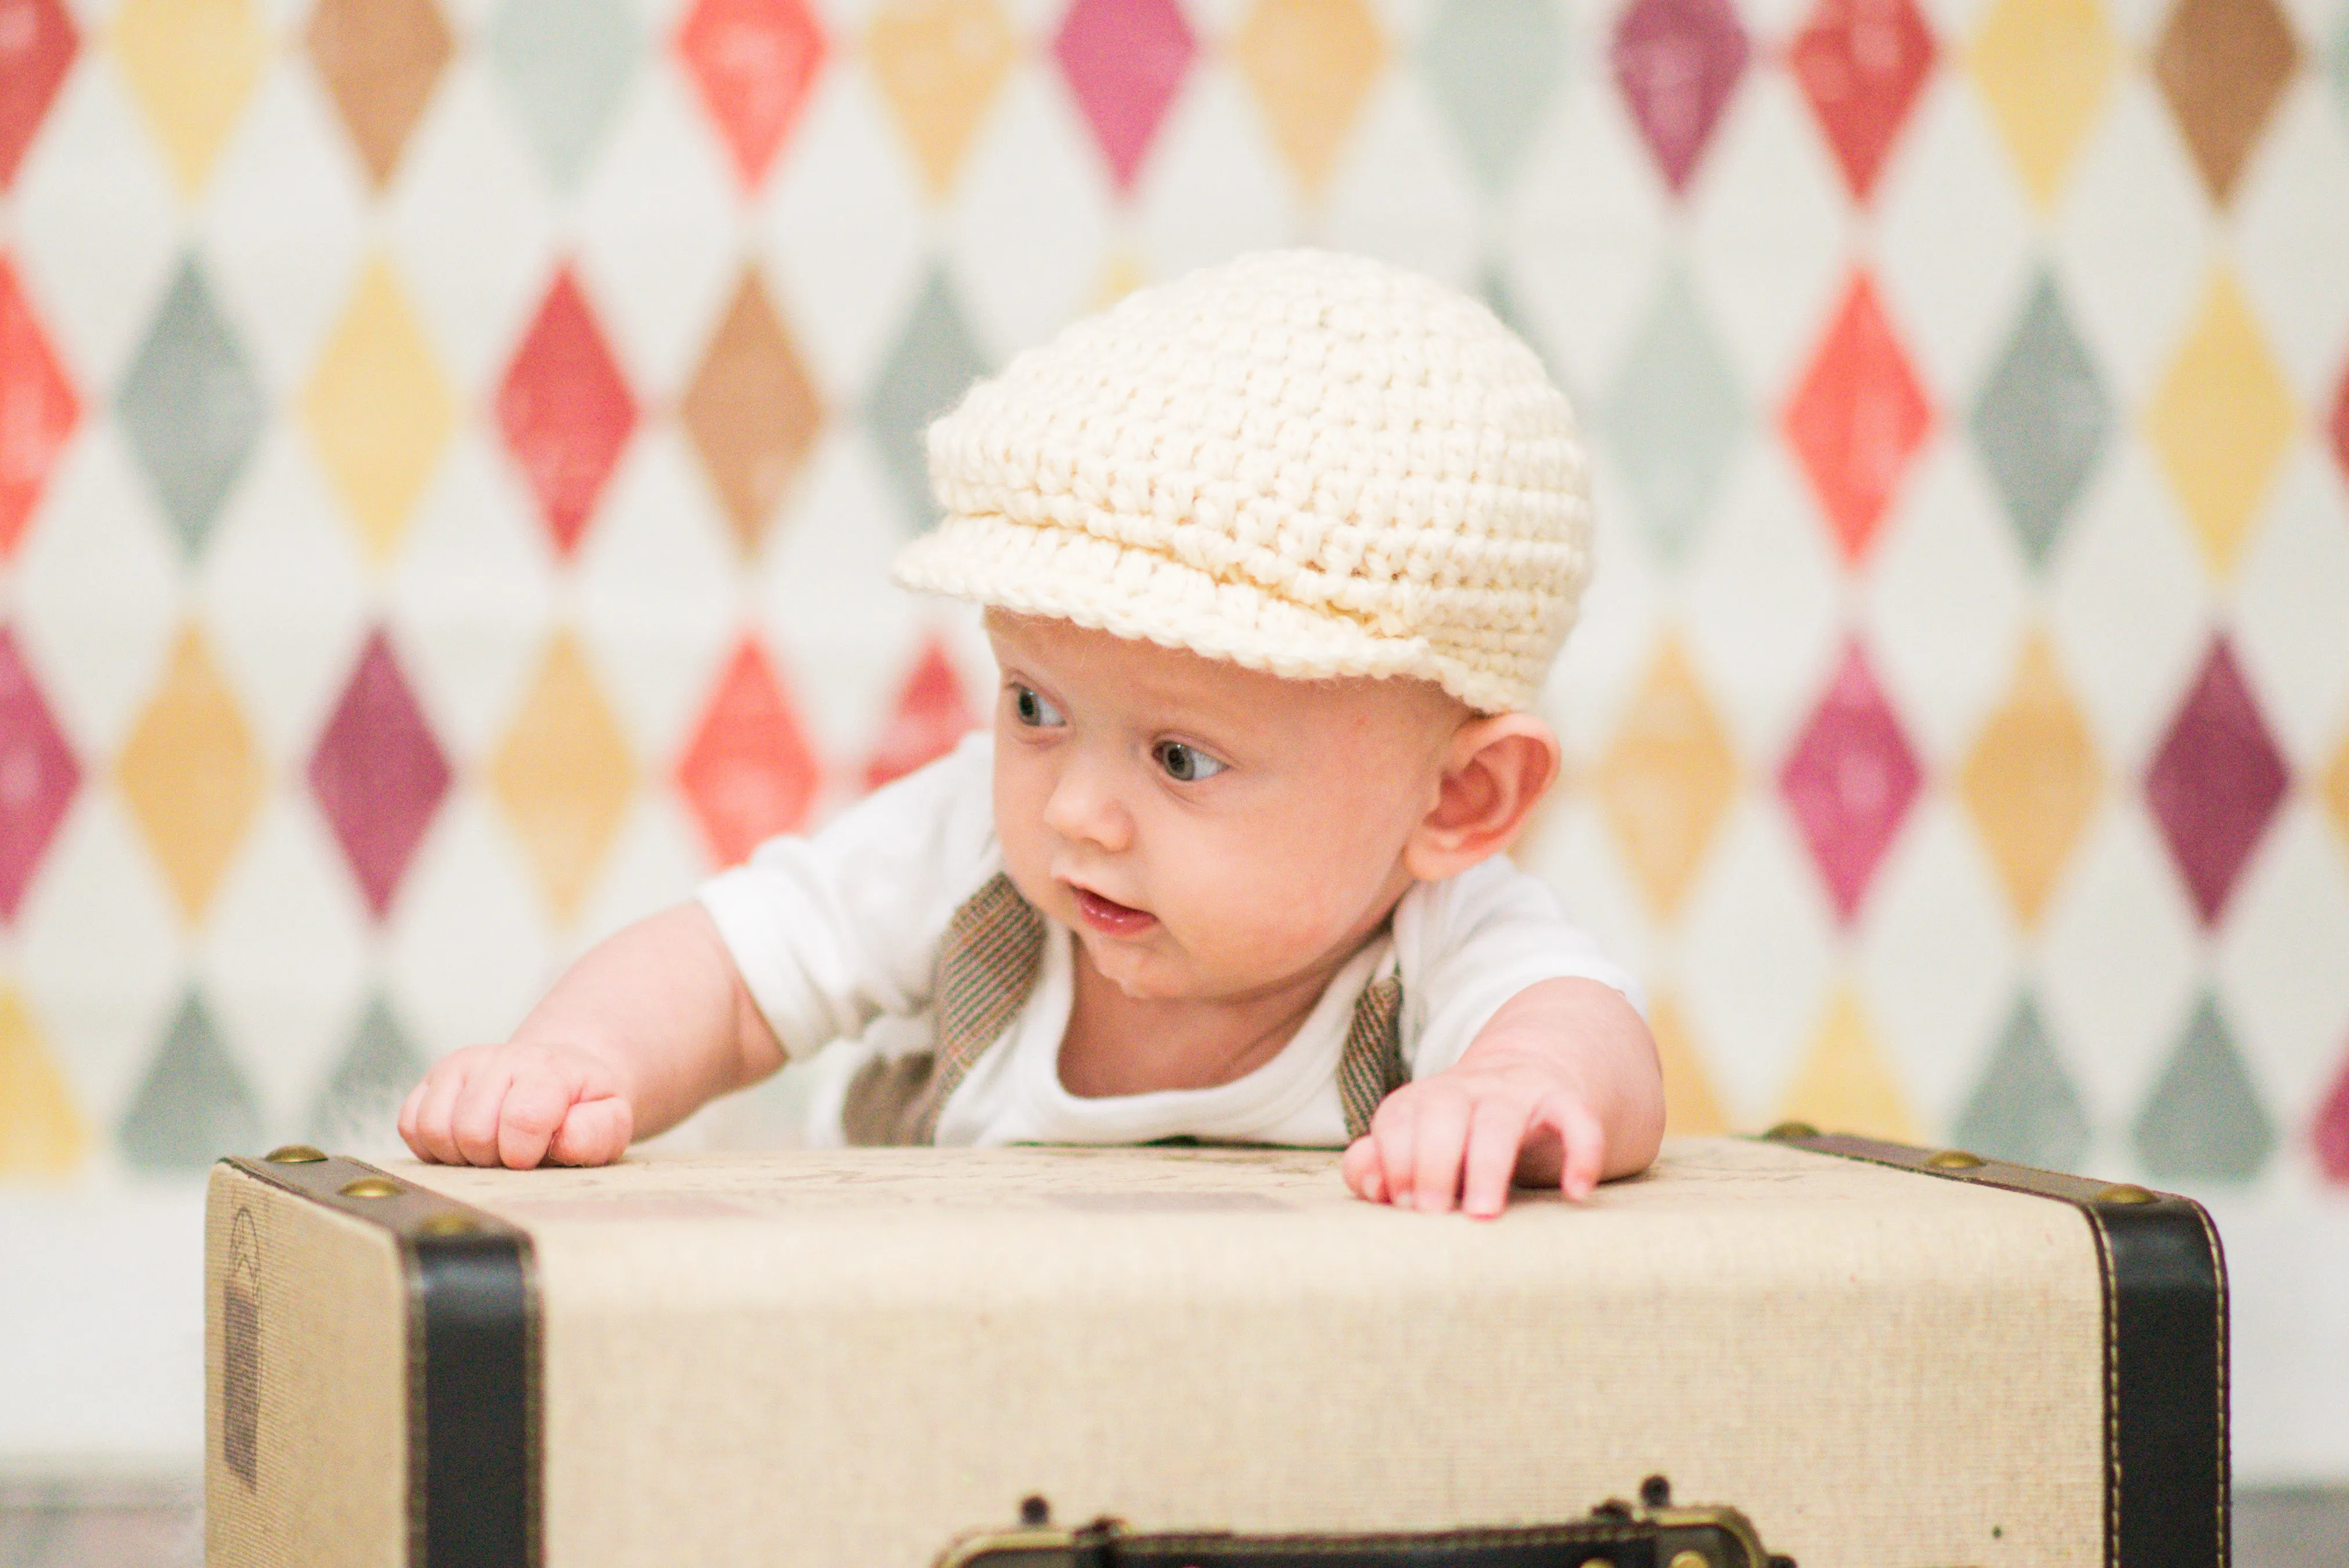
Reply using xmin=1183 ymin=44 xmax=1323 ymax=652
xmin=677 ymin=0 xmax=825 ymax=189
xmin=1779 ymin=641 xmax=1920 ymax=923
xmin=678 ymin=636 xmax=821 ymax=866
xmin=1784 ymin=271 xmax=1933 ymax=563
xmin=497 ymin=268 xmax=637 ymax=558
xmin=1054 ymin=0 xmax=1196 ymax=193
xmin=1789 ymin=0 xmax=1936 ymax=202
xmin=1613 ymin=0 xmax=1750 ymax=195
xmin=865 ymin=634 xmax=975 ymax=792
xmin=2146 ymin=636 xmax=2288 ymax=926
xmin=0 ymin=0 xmax=75 ymax=188
xmin=2328 ymin=359 xmax=2348 ymax=490
xmin=0 ymin=256 xmax=77 ymax=558
xmin=308 ymin=628 xmax=452 ymax=918
xmin=2315 ymin=1039 xmax=2349 ymax=1186
xmin=0 ymin=627 xmax=80 ymax=920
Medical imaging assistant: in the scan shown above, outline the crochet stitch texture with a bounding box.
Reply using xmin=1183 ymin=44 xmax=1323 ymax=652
xmin=893 ymin=250 xmax=1592 ymax=714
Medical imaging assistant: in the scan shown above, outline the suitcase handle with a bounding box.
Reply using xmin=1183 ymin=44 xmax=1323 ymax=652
xmin=936 ymin=1477 xmax=1790 ymax=1568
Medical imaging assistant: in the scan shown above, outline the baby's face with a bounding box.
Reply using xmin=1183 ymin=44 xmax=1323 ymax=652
xmin=985 ymin=613 xmax=1466 ymax=1005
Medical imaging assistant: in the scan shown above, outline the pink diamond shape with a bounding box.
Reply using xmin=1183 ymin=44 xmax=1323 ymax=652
xmin=308 ymin=628 xmax=451 ymax=918
xmin=1779 ymin=641 xmax=1921 ymax=923
xmin=0 ymin=627 xmax=80 ymax=920
xmin=497 ymin=267 xmax=637 ymax=558
xmin=677 ymin=635 xmax=821 ymax=867
xmin=0 ymin=256 xmax=78 ymax=559
xmin=865 ymin=634 xmax=975 ymax=792
xmin=677 ymin=0 xmax=825 ymax=189
xmin=2146 ymin=637 xmax=2288 ymax=926
xmin=1613 ymin=0 xmax=1750 ymax=195
xmin=1789 ymin=0 xmax=1937 ymax=202
xmin=1783 ymin=270 xmax=1933 ymax=563
xmin=2315 ymin=1039 xmax=2349 ymax=1186
xmin=0 ymin=0 xmax=75 ymax=188
xmin=1054 ymin=0 xmax=1196 ymax=193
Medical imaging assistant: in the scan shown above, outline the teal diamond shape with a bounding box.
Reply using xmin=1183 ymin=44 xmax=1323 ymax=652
xmin=1971 ymin=271 xmax=2111 ymax=569
xmin=1423 ymin=0 xmax=1566 ymax=194
xmin=118 ymin=991 xmax=264 ymax=1173
xmin=488 ymin=0 xmax=639 ymax=189
xmin=116 ymin=258 xmax=264 ymax=558
xmin=2131 ymin=992 xmax=2278 ymax=1184
xmin=308 ymin=994 xmax=427 ymax=1146
xmin=868 ymin=266 xmax=988 ymax=532
xmin=1952 ymin=994 xmax=2091 ymax=1172
xmin=1603 ymin=267 xmax=1743 ymax=562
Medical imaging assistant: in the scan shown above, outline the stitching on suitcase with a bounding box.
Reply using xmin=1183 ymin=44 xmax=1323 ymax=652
xmin=2193 ymin=1199 xmax=2228 ymax=1568
xmin=2086 ymin=1205 xmax=2117 ymax=1567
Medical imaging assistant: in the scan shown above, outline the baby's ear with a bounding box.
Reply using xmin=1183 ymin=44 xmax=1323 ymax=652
xmin=1402 ymin=713 xmax=1562 ymax=881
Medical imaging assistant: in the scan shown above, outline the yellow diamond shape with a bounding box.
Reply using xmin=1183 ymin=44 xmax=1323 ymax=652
xmin=117 ymin=625 xmax=265 ymax=922
xmin=1092 ymin=251 xmax=1147 ymax=312
xmin=2145 ymin=269 xmax=2297 ymax=578
xmin=1650 ymin=993 xmax=1728 ymax=1138
xmin=1235 ymin=0 xmax=1387 ymax=199
xmin=1958 ymin=631 xmax=2102 ymax=930
xmin=2323 ymin=728 xmax=2349 ymax=858
xmin=1596 ymin=636 xmax=1738 ymax=920
xmin=113 ymin=0 xmax=272 ymax=196
xmin=303 ymin=257 xmax=454 ymax=564
xmin=868 ymin=0 xmax=1015 ymax=198
xmin=1778 ymin=985 xmax=1918 ymax=1143
xmin=1969 ymin=0 xmax=2117 ymax=210
xmin=0 ymin=988 xmax=87 ymax=1178
xmin=491 ymin=632 xmax=635 ymax=922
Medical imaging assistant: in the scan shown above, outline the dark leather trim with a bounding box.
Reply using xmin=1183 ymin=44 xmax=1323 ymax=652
xmin=1767 ymin=1132 xmax=2229 ymax=1568
xmin=224 ymin=1155 xmax=541 ymax=1568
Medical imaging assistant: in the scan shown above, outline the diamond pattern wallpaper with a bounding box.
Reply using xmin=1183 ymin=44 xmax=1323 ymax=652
xmin=2 ymin=0 xmax=2348 ymax=1471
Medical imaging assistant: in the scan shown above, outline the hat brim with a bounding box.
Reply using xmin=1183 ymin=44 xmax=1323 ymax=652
xmin=893 ymin=515 xmax=1521 ymax=710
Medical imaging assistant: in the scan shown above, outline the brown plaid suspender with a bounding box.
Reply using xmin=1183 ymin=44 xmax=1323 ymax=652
xmin=842 ymin=872 xmax=1406 ymax=1145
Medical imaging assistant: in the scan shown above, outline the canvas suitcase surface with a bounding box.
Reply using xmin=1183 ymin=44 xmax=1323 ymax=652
xmin=203 ymin=1134 xmax=2226 ymax=1568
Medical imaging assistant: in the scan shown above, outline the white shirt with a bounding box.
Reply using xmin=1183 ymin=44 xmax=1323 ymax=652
xmin=698 ymin=733 xmax=1639 ymax=1148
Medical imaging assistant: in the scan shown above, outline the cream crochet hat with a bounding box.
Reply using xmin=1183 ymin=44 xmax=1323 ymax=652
xmin=891 ymin=250 xmax=1592 ymax=713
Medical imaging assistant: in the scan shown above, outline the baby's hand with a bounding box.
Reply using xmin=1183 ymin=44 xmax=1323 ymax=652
xmin=397 ymin=1041 xmax=634 ymax=1169
xmin=1341 ymin=1044 xmax=1606 ymax=1219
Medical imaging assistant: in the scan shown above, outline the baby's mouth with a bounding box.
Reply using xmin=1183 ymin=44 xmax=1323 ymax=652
xmin=1067 ymin=884 xmax=1157 ymax=937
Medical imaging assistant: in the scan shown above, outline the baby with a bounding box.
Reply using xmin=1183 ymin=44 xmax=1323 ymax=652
xmin=400 ymin=251 xmax=1664 ymax=1217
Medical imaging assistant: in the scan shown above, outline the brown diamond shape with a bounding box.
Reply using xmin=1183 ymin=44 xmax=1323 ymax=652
xmin=2153 ymin=0 xmax=2298 ymax=206
xmin=682 ymin=269 xmax=822 ymax=553
xmin=307 ymin=0 xmax=455 ymax=190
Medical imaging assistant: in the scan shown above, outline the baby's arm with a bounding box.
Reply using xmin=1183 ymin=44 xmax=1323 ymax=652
xmin=1340 ymin=976 xmax=1661 ymax=1218
xmin=398 ymin=904 xmax=785 ymax=1168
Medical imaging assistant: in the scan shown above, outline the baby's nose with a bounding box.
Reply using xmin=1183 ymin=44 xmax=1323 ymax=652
xmin=1042 ymin=761 xmax=1133 ymax=851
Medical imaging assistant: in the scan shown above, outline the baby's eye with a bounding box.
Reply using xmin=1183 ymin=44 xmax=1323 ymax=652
xmin=1153 ymin=740 xmax=1226 ymax=782
xmin=1009 ymin=684 xmax=1065 ymax=728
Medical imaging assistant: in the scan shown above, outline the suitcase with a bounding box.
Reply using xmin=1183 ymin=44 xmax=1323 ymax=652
xmin=203 ymin=1132 xmax=2226 ymax=1568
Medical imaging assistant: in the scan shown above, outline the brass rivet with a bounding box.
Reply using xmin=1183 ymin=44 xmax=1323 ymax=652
xmin=1927 ymin=1149 xmax=1986 ymax=1170
xmin=2098 ymin=1184 xmax=2157 ymax=1205
xmin=265 ymin=1144 xmax=328 ymax=1164
xmin=1668 ymin=1552 xmax=1711 ymax=1568
xmin=1764 ymin=1121 xmax=1818 ymax=1141
xmin=416 ymin=1213 xmax=479 ymax=1237
xmin=341 ymin=1177 xmax=402 ymax=1199
xmin=1578 ymin=1559 xmax=1612 ymax=1568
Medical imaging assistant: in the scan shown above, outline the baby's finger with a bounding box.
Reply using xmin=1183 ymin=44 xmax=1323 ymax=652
xmin=546 ymin=1097 xmax=631 ymax=1167
xmin=1373 ymin=1099 xmax=1419 ymax=1209
xmin=1341 ymin=1137 xmax=1385 ymax=1203
xmin=396 ymin=1080 xmax=428 ymax=1156
xmin=495 ymin=1070 xmax=573 ymax=1170
xmin=1544 ymin=1093 xmax=1607 ymax=1202
xmin=449 ymin=1063 xmax=517 ymax=1167
xmin=1409 ymin=1089 xmax=1472 ymax=1214
xmin=411 ymin=1063 xmax=471 ymax=1165
xmin=1460 ymin=1096 xmax=1531 ymax=1219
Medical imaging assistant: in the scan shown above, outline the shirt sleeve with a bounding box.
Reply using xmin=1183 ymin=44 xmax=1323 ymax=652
xmin=1391 ymin=856 xmax=1645 ymax=1081
xmin=695 ymin=731 xmax=1000 ymax=1060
